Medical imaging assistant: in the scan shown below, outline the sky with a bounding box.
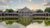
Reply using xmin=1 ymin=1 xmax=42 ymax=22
xmin=0 ymin=0 xmax=50 ymax=11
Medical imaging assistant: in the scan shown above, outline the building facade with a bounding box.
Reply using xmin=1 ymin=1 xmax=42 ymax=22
xmin=0 ymin=7 xmax=50 ymax=20
xmin=18 ymin=7 xmax=33 ymax=17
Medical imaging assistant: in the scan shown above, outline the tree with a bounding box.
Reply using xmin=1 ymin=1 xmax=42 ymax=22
xmin=36 ymin=9 xmax=43 ymax=13
xmin=44 ymin=7 xmax=50 ymax=12
xmin=5 ymin=9 xmax=14 ymax=12
xmin=16 ymin=11 xmax=18 ymax=13
xmin=0 ymin=10 xmax=3 ymax=12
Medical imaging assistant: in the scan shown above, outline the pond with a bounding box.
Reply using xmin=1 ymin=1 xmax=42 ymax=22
xmin=0 ymin=21 xmax=25 ymax=28
xmin=26 ymin=21 xmax=50 ymax=28
xmin=0 ymin=21 xmax=50 ymax=28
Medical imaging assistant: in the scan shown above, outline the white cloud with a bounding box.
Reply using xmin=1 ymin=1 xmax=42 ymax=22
xmin=0 ymin=0 xmax=14 ymax=10
xmin=0 ymin=0 xmax=46 ymax=10
xmin=0 ymin=0 xmax=14 ymax=6
xmin=29 ymin=0 xmax=32 ymax=2
xmin=43 ymin=0 xmax=50 ymax=7
xmin=27 ymin=0 xmax=46 ymax=10
xmin=27 ymin=0 xmax=32 ymax=2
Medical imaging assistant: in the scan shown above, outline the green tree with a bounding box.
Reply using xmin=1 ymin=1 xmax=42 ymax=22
xmin=36 ymin=9 xmax=43 ymax=13
xmin=44 ymin=7 xmax=50 ymax=12
xmin=5 ymin=9 xmax=14 ymax=12
xmin=0 ymin=10 xmax=3 ymax=12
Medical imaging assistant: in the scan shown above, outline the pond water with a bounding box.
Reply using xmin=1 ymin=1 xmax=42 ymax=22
xmin=0 ymin=21 xmax=50 ymax=28
xmin=0 ymin=21 xmax=25 ymax=28
xmin=26 ymin=21 xmax=50 ymax=28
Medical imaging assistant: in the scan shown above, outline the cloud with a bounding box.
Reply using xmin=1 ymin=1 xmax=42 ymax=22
xmin=0 ymin=0 xmax=15 ymax=10
xmin=0 ymin=0 xmax=46 ymax=10
xmin=27 ymin=0 xmax=32 ymax=2
xmin=43 ymin=0 xmax=50 ymax=7
xmin=44 ymin=2 xmax=50 ymax=6
xmin=0 ymin=0 xmax=14 ymax=6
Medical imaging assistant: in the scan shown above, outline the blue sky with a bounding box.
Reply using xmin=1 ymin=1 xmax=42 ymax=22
xmin=32 ymin=0 xmax=44 ymax=4
xmin=48 ymin=0 xmax=50 ymax=2
xmin=0 ymin=0 xmax=50 ymax=11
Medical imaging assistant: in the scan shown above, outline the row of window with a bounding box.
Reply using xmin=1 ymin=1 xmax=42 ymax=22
xmin=0 ymin=13 xmax=50 ymax=16
xmin=33 ymin=13 xmax=50 ymax=16
xmin=0 ymin=14 xmax=18 ymax=16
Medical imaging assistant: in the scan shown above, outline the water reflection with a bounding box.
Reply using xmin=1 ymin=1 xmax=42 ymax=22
xmin=26 ymin=21 xmax=50 ymax=28
xmin=7 ymin=22 xmax=25 ymax=28
xmin=0 ymin=21 xmax=7 ymax=28
xmin=0 ymin=21 xmax=50 ymax=28
xmin=0 ymin=21 xmax=25 ymax=28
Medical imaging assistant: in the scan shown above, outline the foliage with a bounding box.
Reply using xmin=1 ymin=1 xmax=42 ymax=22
xmin=4 ymin=9 xmax=14 ymax=12
xmin=45 ymin=21 xmax=50 ymax=26
xmin=5 ymin=20 xmax=14 ymax=25
xmin=16 ymin=11 xmax=18 ymax=13
xmin=33 ymin=17 xmax=45 ymax=20
xmin=44 ymin=7 xmax=50 ymax=12
xmin=36 ymin=9 xmax=43 ymax=13
xmin=0 ymin=10 xmax=3 ymax=12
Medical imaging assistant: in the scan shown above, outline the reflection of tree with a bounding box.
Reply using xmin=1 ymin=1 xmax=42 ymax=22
xmin=17 ymin=17 xmax=33 ymax=26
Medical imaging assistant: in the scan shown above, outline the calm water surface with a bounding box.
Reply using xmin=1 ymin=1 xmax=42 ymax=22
xmin=0 ymin=21 xmax=50 ymax=28
xmin=0 ymin=21 xmax=25 ymax=28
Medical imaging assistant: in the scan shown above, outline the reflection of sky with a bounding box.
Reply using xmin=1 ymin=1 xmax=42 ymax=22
xmin=0 ymin=0 xmax=50 ymax=10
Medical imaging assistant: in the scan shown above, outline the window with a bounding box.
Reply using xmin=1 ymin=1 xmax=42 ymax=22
xmin=12 ymin=14 xmax=18 ymax=16
xmin=0 ymin=14 xmax=1 ymax=16
xmin=33 ymin=13 xmax=45 ymax=16
xmin=45 ymin=13 xmax=48 ymax=16
xmin=48 ymin=13 xmax=50 ymax=16
xmin=5 ymin=14 xmax=8 ymax=16
xmin=9 ymin=14 xmax=12 ymax=16
xmin=2 ymin=13 xmax=4 ymax=16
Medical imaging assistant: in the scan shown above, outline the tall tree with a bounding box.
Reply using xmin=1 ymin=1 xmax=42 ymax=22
xmin=44 ymin=7 xmax=50 ymax=12
xmin=36 ymin=9 xmax=43 ymax=13
xmin=5 ymin=9 xmax=14 ymax=12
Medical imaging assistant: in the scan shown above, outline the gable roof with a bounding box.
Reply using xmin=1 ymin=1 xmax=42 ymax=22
xmin=18 ymin=7 xmax=33 ymax=13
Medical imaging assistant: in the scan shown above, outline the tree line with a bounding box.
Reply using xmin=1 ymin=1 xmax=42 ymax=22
xmin=35 ymin=7 xmax=50 ymax=13
xmin=0 ymin=7 xmax=50 ymax=13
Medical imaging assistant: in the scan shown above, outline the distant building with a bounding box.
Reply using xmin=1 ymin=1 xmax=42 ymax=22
xmin=0 ymin=7 xmax=50 ymax=20
xmin=0 ymin=12 xmax=18 ymax=20
xmin=17 ymin=7 xmax=33 ymax=17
